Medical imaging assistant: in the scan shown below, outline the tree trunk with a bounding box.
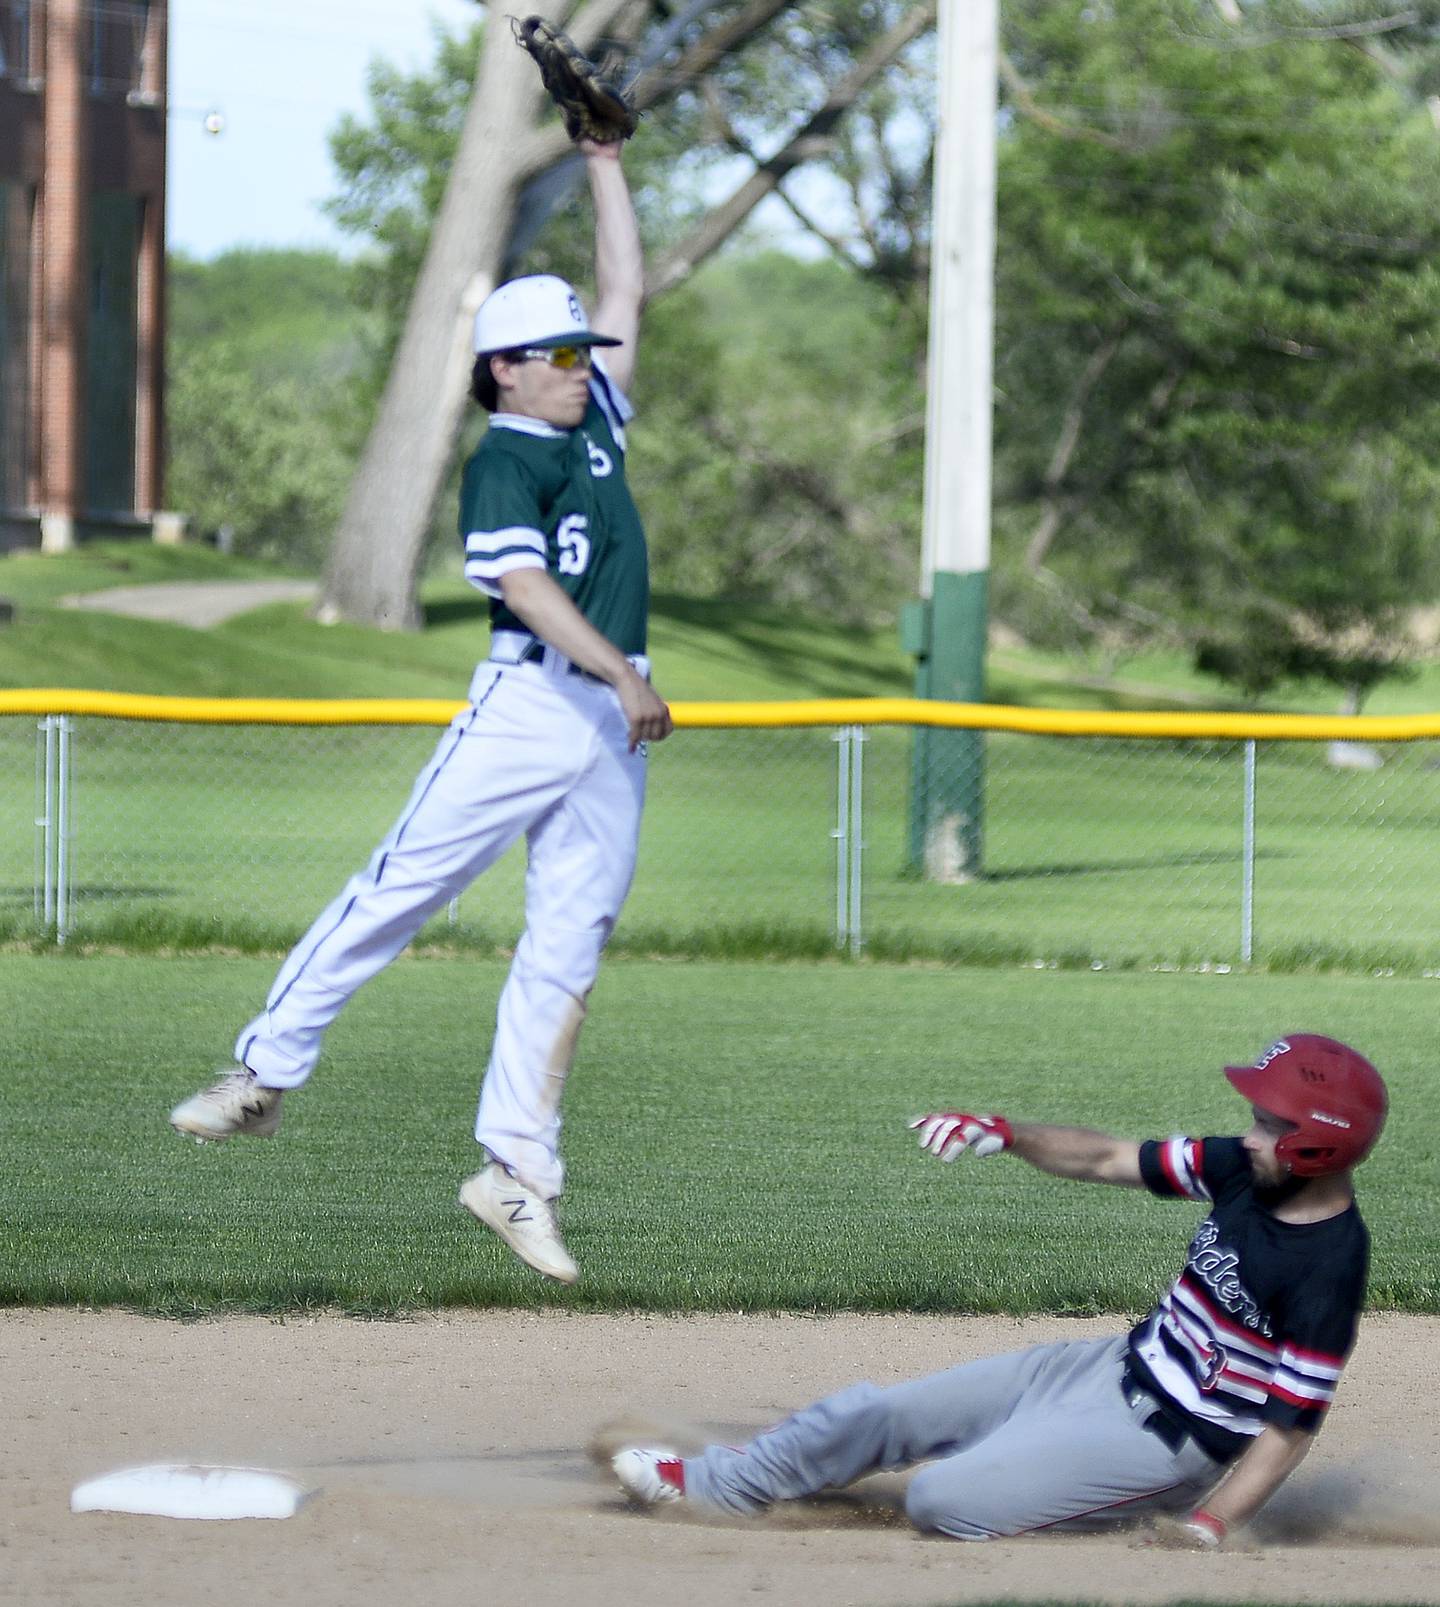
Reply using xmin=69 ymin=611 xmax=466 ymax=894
xmin=1023 ymin=327 xmax=1125 ymax=573
xmin=316 ymin=25 xmax=545 ymax=629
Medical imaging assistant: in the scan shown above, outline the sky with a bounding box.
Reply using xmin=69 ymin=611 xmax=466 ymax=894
xmin=168 ymin=0 xmax=481 ymax=259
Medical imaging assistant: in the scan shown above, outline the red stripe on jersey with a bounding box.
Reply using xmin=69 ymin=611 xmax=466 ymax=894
xmin=1269 ymin=1380 xmax=1333 ymax=1410
xmin=1216 ymin=1353 xmax=1272 ymax=1387
xmin=1174 ymin=1275 xmax=1279 ymax=1355
xmin=1157 ymin=1139 xmax=1191 ymax=1198
xmin=1280 ymin=1340 xmax=1347 ymax=1372
xmin=1215 ymin=1363 xmax=1269 ymax=1399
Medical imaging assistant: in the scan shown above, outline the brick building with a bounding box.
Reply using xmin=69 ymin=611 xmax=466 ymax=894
xmin=0 ymin=0 xmax=167 ymax=553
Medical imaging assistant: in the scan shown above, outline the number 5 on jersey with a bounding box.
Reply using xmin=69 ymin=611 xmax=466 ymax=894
xmin=557 ymin=512 xmax=592 ymax=576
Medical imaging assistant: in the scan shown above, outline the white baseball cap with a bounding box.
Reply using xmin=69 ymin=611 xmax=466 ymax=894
xmin=472 ymin=274 xmax=621 ymax=356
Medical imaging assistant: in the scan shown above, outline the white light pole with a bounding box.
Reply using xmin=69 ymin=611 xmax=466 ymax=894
xmin=904 ymin=0 xmax=998 ymax=880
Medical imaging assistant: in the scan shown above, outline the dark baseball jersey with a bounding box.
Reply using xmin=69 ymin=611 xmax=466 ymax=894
xmin=1126 ymin=1136 xmax=1368 ymax=1453
xmin=459 ymin=362 xmax=649 ymax=655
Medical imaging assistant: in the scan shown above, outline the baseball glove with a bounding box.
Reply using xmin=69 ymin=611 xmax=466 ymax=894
xmin=513 ymin=15 xmax=639 ymax=145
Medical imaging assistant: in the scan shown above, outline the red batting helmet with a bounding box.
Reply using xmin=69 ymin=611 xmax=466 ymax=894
xmin=1224 ymin=1034 xmax=1387 ymax=1177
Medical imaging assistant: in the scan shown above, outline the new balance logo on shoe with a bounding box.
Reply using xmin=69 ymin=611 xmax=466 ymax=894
xmin=458 ymin=1162 xmax=579 ymax=1284
xmin=169 ymin=1068 xmax=283 ymax=1142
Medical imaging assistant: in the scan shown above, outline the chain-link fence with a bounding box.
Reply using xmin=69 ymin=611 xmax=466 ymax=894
xmin=7 ymin=703 xmax=1440 ymax=970
xmin=863 ymin=725 xmax=1440 ymax=968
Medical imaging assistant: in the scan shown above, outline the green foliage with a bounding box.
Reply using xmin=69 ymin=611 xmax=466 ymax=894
xmin=166 ymin=348 xmax=353 ymax=567
xmin=324 ymin=23 xmax=484 ymax=348
xmin=320 ymin=7 xmax=933 ymax=616
xmin=994 ymin=0 xmax=1440 ymax=696
xmin=165 ymin=5 xmax=1440 ymax=673
xmin=1 ymin=954 xmax=1434 ymax=1311
xmin=630 ymin=254 xmax=923 ymax=623
xmin=167 ymin=249 xmax=373 ymax=383
xmin=166 ymin=250 xmax=377 ymax=565
xmin=698 ymin=0 xmax=935 ymax=315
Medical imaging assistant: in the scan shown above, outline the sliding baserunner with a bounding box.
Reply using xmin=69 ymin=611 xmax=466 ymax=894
xmin=611 ymin=1034 xmax=1385 ymax=1547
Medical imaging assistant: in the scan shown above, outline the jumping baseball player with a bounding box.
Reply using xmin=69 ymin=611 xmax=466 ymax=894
xmin=168 ymin=137 xmax=672 ymax=1286
xmin=611 ymin=1034 xmax=1386 ymax=1547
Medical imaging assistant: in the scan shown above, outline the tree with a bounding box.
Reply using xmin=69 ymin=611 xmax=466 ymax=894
xmin=633 ymin=253 xmax=923 ymax=622
xmin=166 ymin=251 xmax=371 ymax=565
xmin=990 ymin=0 xmax=1440 ymax=698
xmin=316 ymin=0 xmax=936 ymax=630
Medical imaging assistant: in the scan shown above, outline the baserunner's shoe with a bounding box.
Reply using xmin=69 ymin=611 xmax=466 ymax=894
xmin=459 ymin=1162 xmax=579 ymax=1285
xmin=169 ymin=1067 xmax=283 ymax=1141
xmin=613 ymin=1447 xmax=685 ymax=1506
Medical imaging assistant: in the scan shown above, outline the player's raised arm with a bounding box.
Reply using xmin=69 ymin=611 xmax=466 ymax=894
xmin=583 ymin=139 xmax=642 ymax=393
xmin=909 ymin=1112 xmax=1144 ymax=1186
xmin=511 ymin=19 xmax=641 ymax=387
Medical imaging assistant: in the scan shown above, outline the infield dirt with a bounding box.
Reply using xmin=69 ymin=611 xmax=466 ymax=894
xmin=5 ymin=1309 xmax=1439 ymax=1607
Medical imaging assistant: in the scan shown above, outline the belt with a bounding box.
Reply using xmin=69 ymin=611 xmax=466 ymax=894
xmin=1120 ymin=1362 xmax=1245 ymax=1465
xmin=488 ymin=630 xmax=607 ymax=685
xmin=490 ymin=630 xmax=651 ymax=687
xmin=1121 ymin=1370 xmax=1187 ymax=1455
xmin=1120 ymin=1362 xmax=1212 ymax=1460
xmin=516 ymin=639 xmax=606 ymax=685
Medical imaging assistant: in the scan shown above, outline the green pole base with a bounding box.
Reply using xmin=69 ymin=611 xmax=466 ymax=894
xmin=907 ymin=569 xmax=988 ymax=880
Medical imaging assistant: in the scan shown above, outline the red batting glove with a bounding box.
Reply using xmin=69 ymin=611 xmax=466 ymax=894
xmin=909 ymin=1112 xmax=1015 ymax=1162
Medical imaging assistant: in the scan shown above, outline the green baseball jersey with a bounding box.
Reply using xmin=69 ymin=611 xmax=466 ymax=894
xmin=459 ymin=366 xmax=649 ymax=655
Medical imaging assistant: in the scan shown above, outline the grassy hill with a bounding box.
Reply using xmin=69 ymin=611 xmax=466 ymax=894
xmin=3 ymin=539 xmax=1440 ymax=712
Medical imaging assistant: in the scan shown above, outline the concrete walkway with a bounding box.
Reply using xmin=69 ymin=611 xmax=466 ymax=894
xmin=58 ymin=579 xmax=319 ymax=629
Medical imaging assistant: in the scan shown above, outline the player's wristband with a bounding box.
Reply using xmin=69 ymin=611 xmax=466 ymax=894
xmin=983 ymin=1114 xmax=1015 ymax=1151
xmin=1188 ymin=1508 xmax=1227 ymax=1547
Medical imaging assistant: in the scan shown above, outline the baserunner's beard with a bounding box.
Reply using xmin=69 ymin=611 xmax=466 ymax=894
xmin=1252 ymin=1173 xmax=1308 ymax=1209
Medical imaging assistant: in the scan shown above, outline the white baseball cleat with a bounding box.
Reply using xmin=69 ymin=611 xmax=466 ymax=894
xmin=459 ymin=1162 xmax=579 ymax=1284
xmin=169 ymin=1067 xmax=283 ymax=1141
xmin=612 ymin=1446 xmax=685 ymax=1506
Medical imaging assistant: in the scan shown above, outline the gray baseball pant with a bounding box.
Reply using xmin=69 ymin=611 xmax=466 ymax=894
xmin=683 ymin=1335 xmax=1227 ymax=1539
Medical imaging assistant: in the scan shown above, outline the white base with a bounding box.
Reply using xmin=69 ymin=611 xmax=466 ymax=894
xmin=70 ymin=1464 xmax=307 ymax=1520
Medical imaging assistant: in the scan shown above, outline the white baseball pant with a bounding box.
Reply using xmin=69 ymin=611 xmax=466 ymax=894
xmin=234 ymin=646 xmax=648 ymax=1199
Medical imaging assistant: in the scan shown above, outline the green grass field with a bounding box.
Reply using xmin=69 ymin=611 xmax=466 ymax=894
xmin=2 ymin=953 xmax=1433 ymax=1316
xmin=3 ymin=546 xmax=1438 ymax=1323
